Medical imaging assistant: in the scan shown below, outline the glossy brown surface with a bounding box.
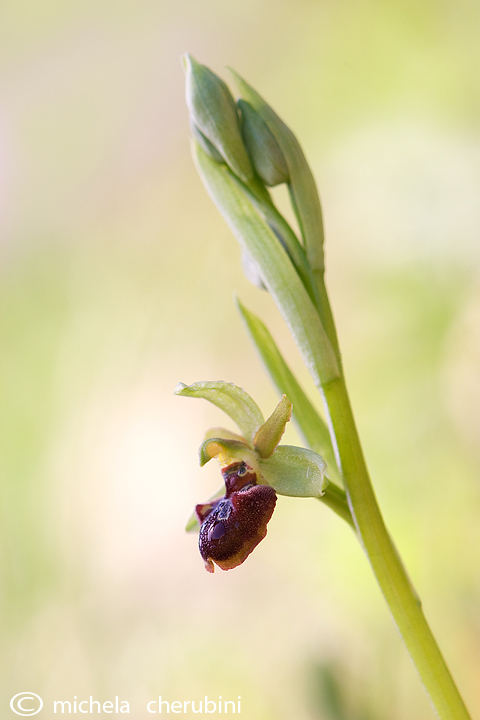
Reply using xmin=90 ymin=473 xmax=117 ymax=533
xmin=196 ymin=463 xmax=277 ymax=573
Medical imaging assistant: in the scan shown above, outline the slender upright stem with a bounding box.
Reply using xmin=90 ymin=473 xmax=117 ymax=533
xmin=321 ymin=375 xmax=471 ymax=720
xmin=312 ymin=270 xmax=343 ymax=371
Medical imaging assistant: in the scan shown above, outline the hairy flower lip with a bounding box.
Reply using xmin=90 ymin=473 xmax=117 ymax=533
xmin=197 ymin=461 xmax=277 ymax=573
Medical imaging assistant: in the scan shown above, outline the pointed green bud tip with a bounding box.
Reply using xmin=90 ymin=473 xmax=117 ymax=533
xmin=238 ymin=99 xmax=289 ymax=187
xmin=183 ymin=54 xmax=253 ymax=184
xmin=253 ymin=395 xmax=293 ymax=458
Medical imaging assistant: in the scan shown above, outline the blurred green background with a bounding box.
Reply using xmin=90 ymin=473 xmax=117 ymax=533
xmin=1 ymin=1 xmax=480 ymax=718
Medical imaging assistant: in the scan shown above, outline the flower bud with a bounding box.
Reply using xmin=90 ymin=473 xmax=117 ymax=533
xmin=183 ymin=54 xmax=253 ymax=184
xmin=196 ymin=461 xmax=277 ymax=573
xmin=238 ymin=99 xmax=289 ymax=187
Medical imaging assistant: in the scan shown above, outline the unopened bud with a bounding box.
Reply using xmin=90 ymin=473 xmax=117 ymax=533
xmin=183 ymin=54 xmax=253 ymax=184
xmin=238 ymin=99 xmax=289 ymax=187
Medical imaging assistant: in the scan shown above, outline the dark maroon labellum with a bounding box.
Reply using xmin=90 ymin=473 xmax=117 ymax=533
xmin=195 ymin=461 xmax=277 ymax=573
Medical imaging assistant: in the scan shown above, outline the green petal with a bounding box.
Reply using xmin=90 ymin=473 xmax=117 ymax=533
xmin=258 ymin=445 xmax=327 ymax=497
xmin=192 ymin=144 xmax=340 ymax=389
xmin=253 ymin=395 xmax=292 ymax=458
xmin=198 ymin=437 xmax=259 ymax=469
xmin=174 ymin=381 xmax=264 ymax=444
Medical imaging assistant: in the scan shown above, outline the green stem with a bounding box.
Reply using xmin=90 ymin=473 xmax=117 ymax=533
xmin=312 ymin=270 xmax=343 ymax=372
xmin=320 ymin=483 xmax=353 ymax=527
xmin=321 ymin=375 xmax=471 ymax=720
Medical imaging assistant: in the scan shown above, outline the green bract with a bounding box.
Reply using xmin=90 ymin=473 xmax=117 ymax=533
xmin=189 ymin=120 xmax=224 ymax=164
xmin=192 ymin=145 xmax=339 ymax=389
xmin=175 ymin=381 xmax=328 ymax=532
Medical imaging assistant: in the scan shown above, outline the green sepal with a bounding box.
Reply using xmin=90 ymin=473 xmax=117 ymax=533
xmin=230 ymin=69 xmax=325 ymax=273
xmin=238 ymin=99 xmax=289 ymax=187
xmin=198 ymin=437 xmax=259 ymax=469
xmin=183 ymin=54 xmax=253 ymax=184
xmin=174 ymin=381 xmax=264 ymax=444
xmin=258 ymin=445 xmax=327 ymax=498
xmin=253 ymin=395 xmax=292 ymax=458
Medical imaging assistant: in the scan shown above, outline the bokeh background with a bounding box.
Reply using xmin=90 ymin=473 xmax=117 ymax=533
xmin=1 ymin=1 xmax=480 ymax=718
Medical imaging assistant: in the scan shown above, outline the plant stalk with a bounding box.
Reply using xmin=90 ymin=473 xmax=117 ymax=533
xmin=320 ymin=483 xmax=354 ymax=527
xmin=321 ymin=374 xmax=471 ymax=720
